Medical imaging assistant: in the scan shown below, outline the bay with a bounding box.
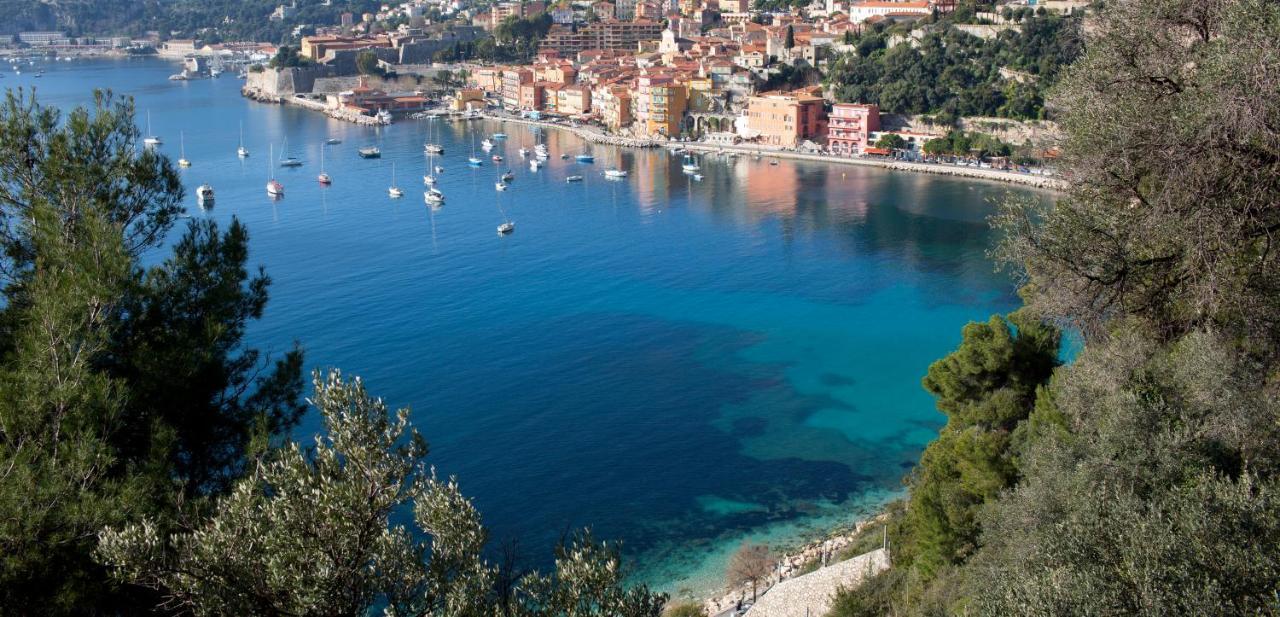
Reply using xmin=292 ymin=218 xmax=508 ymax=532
xmin=13 ymin=56 xmax=1049 ymax=596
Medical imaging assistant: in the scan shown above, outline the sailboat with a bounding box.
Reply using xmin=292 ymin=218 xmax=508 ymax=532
xmin=425 ymin=186 xmax=445 ymax=206
xmin=388 ymin=163 xmax=404 ymax=198
xmin=143 ymin=111 xmax=162 ymax=146
xmin=495 ymin=189 xmax=514 ymax=235
xmin=468 ymin=134 xmax=483 ymax=167
xmin=266 ymin=144 xmax=284 ymax=197
xmin=318 ymin=146 xmax=332 ymax=185
xmin=237 ymin=122 xmax=249 ymax=158
xmin=424 ymin=119 xmax=444 ymax=154
xmin=178 ymin=131 xmax=191 ymax=167
xmin=279 ymin=138 xmax=302 ymax=167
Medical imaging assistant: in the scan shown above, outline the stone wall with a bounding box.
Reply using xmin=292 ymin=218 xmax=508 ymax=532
xmin=888 ymin=114 xmax=1063 ymax=148
xmin=243 ymin=65 xmax=338 ymax=96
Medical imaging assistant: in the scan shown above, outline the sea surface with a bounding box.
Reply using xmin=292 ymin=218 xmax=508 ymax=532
xmin=14 ymin=56 xmax=1050 ymax=597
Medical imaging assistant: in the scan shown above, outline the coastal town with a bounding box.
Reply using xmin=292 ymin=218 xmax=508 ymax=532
xmin=2 ymin=1 xmax=1275 ymax=617
xmin=3 ymin=0 xmax=1078 ymax=187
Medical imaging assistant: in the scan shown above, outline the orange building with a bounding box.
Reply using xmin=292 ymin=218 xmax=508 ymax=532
xmin=746 ymin=90 xmax=828 ymax=148
xmin=519 ymin=82 xmax=546 ymax=110
xmin=557 ymin=85 xmax=592 ymax=115
xmin=647 ymin=80 xmax=688 ymax=137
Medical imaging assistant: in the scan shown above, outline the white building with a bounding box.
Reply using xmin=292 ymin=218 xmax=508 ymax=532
xmin=833 ymin=0 xmax=931 ymax=22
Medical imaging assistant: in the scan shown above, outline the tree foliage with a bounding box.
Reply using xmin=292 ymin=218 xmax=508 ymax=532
xmin=0 ymin=90 xmax=303 ymax=612
xmin=825 ymin=14 xmax=1081 ymax=121
xmin=900 ymin=310 xmax=1059 ymax=578
xmin=847 ymin=1 xmax=1280 ymax=615
xmin=99 ymin=370 xmax=668 ymax=617
xmin=725 ymin=542 xmax=774 ymax=601
xmin=994 ymin=0 xmax=1280 ymax=352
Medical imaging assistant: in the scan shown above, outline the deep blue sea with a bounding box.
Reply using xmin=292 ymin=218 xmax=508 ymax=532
xmin=16 ymin=56 xmax=1049 ymax=597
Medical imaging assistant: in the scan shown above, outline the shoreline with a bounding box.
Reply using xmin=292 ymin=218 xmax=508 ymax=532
xmin=481 ymin=113 xmax=1065 ymax=191
xmin=698 ymin=510 xmax=894 ymax=615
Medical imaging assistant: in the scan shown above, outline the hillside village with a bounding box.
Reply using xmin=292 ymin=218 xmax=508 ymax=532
xmin=187 ymin=0 xmax=1087 ymax=168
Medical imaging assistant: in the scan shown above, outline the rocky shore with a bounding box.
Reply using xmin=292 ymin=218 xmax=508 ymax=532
xmin=701 ymin=513 xmax=891 ymax=616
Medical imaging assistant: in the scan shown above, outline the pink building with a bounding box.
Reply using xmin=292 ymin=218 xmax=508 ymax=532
xmin=827 ymin=103 xmax=880 ymax=155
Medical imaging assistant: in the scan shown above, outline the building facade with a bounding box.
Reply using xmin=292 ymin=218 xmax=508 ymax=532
xmin=745 ymin=90 xmax=827 ymax=148
xmin=827 ymin=103 xmax=880 ymax=155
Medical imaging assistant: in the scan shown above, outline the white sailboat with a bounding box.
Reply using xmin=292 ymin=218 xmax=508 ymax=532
xmin=495 ymin=190 xmax=514 ymax=235
xmin=318 ymin=146 xmax=331 ymax=185
xmin=279 ymin=138 xmax=302 ymax=167
xmin=143 ymin=110 xmax=162 ymax=146
xmin=266 ymin=144 xmax=284 ymax=197
xmin=237 ymin=122 xmax=249 ymax=158
xmin=388 ymin=163 xmax=403 ymax=198
xmin=178 ymin=131 xmax=191 ymax=167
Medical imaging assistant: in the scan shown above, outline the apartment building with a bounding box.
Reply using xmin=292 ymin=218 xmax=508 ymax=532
xmin=746 ymin=90 xmax=827 ymax=148
xmin=540 ymin=20 xmax=663 ymax=55
xmin=827 ymin=103 xmax=880 ymax=155
xmin=502 ymin=68 xmax=534 ymax=110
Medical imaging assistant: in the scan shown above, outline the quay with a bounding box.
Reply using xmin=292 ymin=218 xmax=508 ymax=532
xmin=480 ymin=111 xmax=1064 ymax=190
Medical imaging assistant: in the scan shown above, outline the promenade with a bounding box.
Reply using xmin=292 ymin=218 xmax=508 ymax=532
xmin=481 ymin=112 xmax=1064 ymax=190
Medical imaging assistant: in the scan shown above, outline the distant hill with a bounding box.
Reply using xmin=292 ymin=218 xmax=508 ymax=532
xmin=0 ymin=0 xmax=382 ymax=42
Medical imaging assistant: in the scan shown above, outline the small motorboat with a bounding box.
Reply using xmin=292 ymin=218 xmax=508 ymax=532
xmin=481 ymin=139 xmax=494 ymax=150
xmin=560 ymin=153 xmax=570 ymax=160
xmin=575 ymin=154 xmax=593 ymax=162
xmin=358 ymin=146 xmax=381 ymax=158
xmin=693 ymin=173 xmax=704 ymax=181
xmin=492 ymin=155 xmax=503 ymax=162
xmin=237 ymin=146 xmax=249 ymax=158
xmin=280 ymin=157 xmax=302 ymax=167
xmin=604 ymin=169 xmax=627 ymax=178
xmin=501 ymin=170 xmax=514 ymax=182
xmin=435 ymin=165 xmax=445 ymax=173
xmin=529 ymin=160 xmax=542 ymax=171
xmin=495 ymin=182 xmax=507 ymax=191
xmin=266 ymin=179 xmax=284 ymax=196
xmin=196 ymin=184 xmax=214 ymax=207
xmin=492 ymin=133 xmax=508 ymax=139
xmin=681 ymin=154 xmax=700 ymax=172
xmin=424 ymin=143 xmax=444 ymax=154
xmin=425 ymin=188 xmax=445 ymax=205
xmin=468 ymin=157 xmax=483 ymax=166
xmin=326 ymin=138 xmax=342 ymax=145
xmin=770 ymin=160 xmax=779 ymax=166
xmin=518 ymin=148 xmax=530 ymax=157
xmin=497 ymin=221 xmax=515 ymax=234
xmin=566 ymin=175 xmax=584 ymax=182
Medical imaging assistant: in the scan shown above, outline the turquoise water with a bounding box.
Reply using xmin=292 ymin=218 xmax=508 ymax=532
xmin=21 ymin=57 xmax=1049 ymax=596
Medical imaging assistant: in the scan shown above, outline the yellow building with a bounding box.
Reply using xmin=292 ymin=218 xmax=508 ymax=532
xmin=453 ymin=88 xmax=487 ymax=111
xmin=647 ymin=81 xmax=687 ymax=138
